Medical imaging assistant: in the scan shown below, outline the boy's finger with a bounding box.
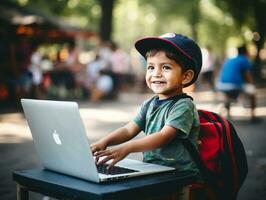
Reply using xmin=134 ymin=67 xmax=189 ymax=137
xmin=91 ymin=147 xmax=96 ymax=154
xmin=97 ymin=155 xmax=112 ymax=166
xmin=95 ymin=154 xmax=100 ymax=163
xmin=94 ymin=149 xmax=105 ymax=156
xmin=107 ymin=159 xmax=118 ymax=170
xmin=95 ymin=148 xmax=113 ymax=157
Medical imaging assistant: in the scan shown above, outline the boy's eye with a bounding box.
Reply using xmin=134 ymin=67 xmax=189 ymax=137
xmin=163 ymin=65 xmax=171 ymax=71
xmin=147 ymin=65 xmax=154 ymax=71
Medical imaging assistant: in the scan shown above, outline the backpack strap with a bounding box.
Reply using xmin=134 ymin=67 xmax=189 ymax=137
xmin=180 ymin=139 xmax=220 ymax=189
xmin=165 ymin=93 xmax=193 ymax=116
xmin=211 ymin=112 xmax=240 ymax=198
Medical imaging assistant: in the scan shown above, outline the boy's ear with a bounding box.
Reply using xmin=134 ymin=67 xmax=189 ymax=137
xmin=182 ymin=69 xmax=194 ymax=86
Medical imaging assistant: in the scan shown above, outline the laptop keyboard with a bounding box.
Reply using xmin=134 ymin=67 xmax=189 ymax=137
xmin=97 ymin=164 xmax=139 ymax=175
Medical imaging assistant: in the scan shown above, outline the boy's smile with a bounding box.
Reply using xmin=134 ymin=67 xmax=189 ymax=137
xmin=145 ymin=51 xmax=185 ymax=99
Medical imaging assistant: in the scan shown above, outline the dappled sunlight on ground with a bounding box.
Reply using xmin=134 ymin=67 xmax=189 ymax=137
xmin=80 ymin=107 xmax=137 ymax=140
xmin=0 ymin=103 xmax=140 ymax=144
xmin=80 ymin=107 xmax=136 ymax=123
xmin=197 ymin=102 xmax=266 ymax=117
xmin=191 ymin=88 xmax=266 ymax=119
xmin=0 ymin=113 xmax=32 ymax=143
xmin=0 ymin=90 xmax=266 ymax=144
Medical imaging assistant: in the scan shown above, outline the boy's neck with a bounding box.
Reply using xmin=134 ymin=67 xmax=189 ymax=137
xmin=157 ymin=92 xmax=185 ymax=101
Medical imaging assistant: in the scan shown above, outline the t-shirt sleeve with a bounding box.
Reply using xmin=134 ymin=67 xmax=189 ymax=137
xmin=165 ymin=99 xmax=196 ymax=139
xmin=133 ymin=99 xmax=150 ymax=131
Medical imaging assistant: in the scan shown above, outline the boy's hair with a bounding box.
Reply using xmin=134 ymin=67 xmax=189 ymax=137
xmin=135 ymin=33 xmax=202 ymax=87
xmin=145 ymin=48 xmax=189 ymax=72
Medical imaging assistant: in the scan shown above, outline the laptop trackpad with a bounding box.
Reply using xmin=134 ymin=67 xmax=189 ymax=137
xmin=115 ymin=158 xmax=174 ymax=172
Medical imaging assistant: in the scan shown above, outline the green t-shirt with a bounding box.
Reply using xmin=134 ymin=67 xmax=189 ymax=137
xmin=133 ymin=95 xmax=200 ymax=172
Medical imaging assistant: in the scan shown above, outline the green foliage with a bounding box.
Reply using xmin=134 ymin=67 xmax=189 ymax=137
xmin=214 ymin=0 xmax=266 ymax=36
xmin=112 ymin=0 xmax=203 ymax=50
xmin=215 ymin=0 xmax=253 ymax=24
xmin=10 ymin=0 xmax=265 ymax=57
xmin=15 ymin=0 xmax=100 ymax=30
xmin=138 ymin=0 xmax=201 ymax=34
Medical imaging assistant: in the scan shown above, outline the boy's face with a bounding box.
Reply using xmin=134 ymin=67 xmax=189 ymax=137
xmin=145 ymin=51 xmax=193 ymax=99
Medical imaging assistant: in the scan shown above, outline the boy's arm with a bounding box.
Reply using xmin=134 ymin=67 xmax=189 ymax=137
xmin=90 ymin=121 xmax=141 ymax=154
xmin=127 ymin=125 xmax=177 ymax=152
xmin=95 ymin=125 xmax=177 ymax=168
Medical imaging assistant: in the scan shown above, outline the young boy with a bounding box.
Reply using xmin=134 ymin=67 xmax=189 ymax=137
xmin=91 ymin=33 xmax=202 ymax=199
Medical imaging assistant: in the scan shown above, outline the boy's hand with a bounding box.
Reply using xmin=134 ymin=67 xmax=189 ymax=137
xmin=94 ymin=144 xmax=131 ymax=169
xmin=90 ymin=141 xmax=107 ymax=155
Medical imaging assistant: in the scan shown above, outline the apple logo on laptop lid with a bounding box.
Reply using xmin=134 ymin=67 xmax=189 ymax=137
xmin=52 ymin=130 xmax=62 ymax=145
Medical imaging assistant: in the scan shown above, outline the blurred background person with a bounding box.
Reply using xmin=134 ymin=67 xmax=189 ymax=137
xmin=85 ymin=54 xmax=114 ymax=103
xmin=216 ymin=45 xmax=257 ymax=120
xmin=130 ymin=49 xmax=148 ymax=93
xmin=98 ymin=40 xmax=113 ymax=70
xmin=110 ymin=41 xmax=131 ymax=93
xmin=14 ymin=39 xmax=34 ymax=101
xmin=200 ymin=46 xmax=217 ymax=91
xmin=28 ymin=45 xmax=45 ymax=99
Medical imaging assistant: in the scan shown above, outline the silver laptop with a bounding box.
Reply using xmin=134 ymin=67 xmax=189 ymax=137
xmin=21 ymin=99 xmax=174 ymax=182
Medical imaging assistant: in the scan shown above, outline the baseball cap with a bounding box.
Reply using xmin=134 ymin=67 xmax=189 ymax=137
xmin=135 ymin=33 xmax=202 ymax=86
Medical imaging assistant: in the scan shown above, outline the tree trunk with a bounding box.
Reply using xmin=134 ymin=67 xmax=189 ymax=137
xmin=98 ymin=0 xmax=115 ymax=42
xmin=253 ymin=1 xmax=266 ymax=82
xmin=253 ymin=32 xmax=265 ymax=83
xmin=189 ymin=1 xmax=200 ymax=40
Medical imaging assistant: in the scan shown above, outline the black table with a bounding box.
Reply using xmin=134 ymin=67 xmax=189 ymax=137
xmin=13 ymin=169 xmax=197 ymax=200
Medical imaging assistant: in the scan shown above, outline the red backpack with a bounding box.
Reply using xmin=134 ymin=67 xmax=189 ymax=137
xmin=143 ymin=94 xmax=248 ymax=200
